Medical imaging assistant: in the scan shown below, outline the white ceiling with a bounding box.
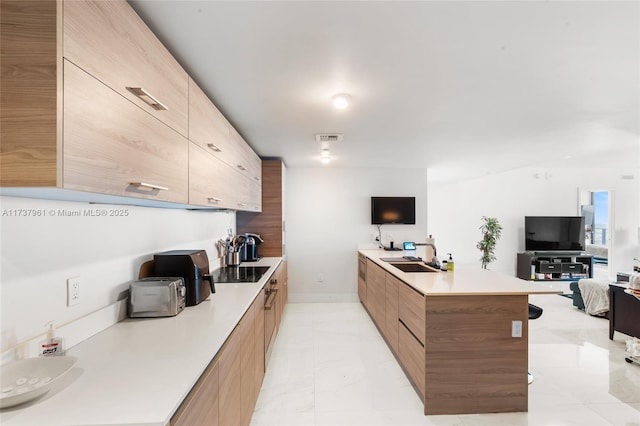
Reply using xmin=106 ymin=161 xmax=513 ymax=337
xmin=129 ymin=0 xmax=639 ymax=180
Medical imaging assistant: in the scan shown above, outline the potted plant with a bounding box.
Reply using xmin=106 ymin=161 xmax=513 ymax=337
xmin=477 ymin=216 xmax=502 ymax=269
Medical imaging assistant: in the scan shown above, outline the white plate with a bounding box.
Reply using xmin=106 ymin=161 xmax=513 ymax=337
xmin=1 ymin=356 xmax=77 ymax=409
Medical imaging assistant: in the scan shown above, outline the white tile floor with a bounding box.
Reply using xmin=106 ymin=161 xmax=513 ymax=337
xmin=251 ymin=292 xmax=640 ymax=426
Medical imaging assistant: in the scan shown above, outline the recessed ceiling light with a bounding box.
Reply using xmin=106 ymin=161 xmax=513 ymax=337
xmin=320 ymin=148 xmax=331 ymax=164
xmin=332 ymin=94 xmax=350 ymax=110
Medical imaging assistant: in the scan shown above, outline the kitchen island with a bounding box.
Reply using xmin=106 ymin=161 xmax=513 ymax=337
xmin=1 ymin=257 xmax=283 ymax=426
xmin=358 ymin=249 xmax=560 ymax=415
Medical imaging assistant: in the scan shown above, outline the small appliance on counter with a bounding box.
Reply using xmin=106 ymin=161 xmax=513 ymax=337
xmin=240 ymin=233 xmax=263 ymax=262
xmin=129 ymin=277 xmax=186 ymax=318
xmin=153 ymin=249 xmax=215 ymax=306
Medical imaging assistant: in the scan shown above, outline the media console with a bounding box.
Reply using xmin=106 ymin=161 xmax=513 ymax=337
xmin=517 ymin=252 xmax=593 ymax=281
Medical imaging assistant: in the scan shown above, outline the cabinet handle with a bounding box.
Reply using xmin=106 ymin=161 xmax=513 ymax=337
xmin=126 ymin=87 xmax=168 ymax=111
xmin=130 ymin=182 xmax=168 ymax=191
xmin=237 ymin=165 xmax=247 ymax=171
xmin=253 ymin=176 xmax=260 ymax=181
xmin=207 ymin=143 xmax=222 ymax=152
xmin=237 ymin=203 xmax=246 ymax=207
xmin=208 ymin=197 xmax=223 ymax=203
xmin=264 ymin=291 xmax=277 ymax=310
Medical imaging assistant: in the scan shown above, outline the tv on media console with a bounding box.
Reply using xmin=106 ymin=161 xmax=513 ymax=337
xmin=524 ymin=216 xmax=585 ymax=252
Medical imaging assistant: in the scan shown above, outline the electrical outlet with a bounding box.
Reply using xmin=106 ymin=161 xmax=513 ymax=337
xmin=67 ymin=277 xmax=80 ymax=306
xmin=511 ymin=320 xmax=522 ymax=338
xmin=317 ymin=273 xmax=324 ymax=283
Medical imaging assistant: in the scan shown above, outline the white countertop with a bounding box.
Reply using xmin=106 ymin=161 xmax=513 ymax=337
xmin=1 ymin=257 xmax=282 ymax=426
xmin=360 ymin=249 xmax=560 ymax=296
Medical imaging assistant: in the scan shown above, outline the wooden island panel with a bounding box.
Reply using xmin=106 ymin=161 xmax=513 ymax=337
xmin=424 ymin=295 xmax=528 ymax=415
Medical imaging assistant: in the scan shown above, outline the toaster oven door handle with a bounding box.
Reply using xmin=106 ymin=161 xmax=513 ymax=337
xmin=203 ymin=274 xmax=215 ymax=294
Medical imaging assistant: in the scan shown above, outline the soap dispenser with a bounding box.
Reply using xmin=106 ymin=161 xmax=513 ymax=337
xmin=446 ymin=253 xmax=454 ymax=272
xmin=39 ymin=322 xmax=65 ymax=357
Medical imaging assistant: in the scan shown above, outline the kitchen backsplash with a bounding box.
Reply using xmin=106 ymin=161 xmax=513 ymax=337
xmin=0 ymin=195 xmax=235 ymax=361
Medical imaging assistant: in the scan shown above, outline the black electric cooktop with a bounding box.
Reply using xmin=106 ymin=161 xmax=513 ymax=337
xmin=211 ymin=266 xmax=270 ymax=283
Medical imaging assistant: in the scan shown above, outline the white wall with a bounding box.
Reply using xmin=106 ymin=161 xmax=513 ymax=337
xmin=0 ymin=196 xmax=234 ymax=354
xmin=427 ymin=166 xmax=640 ymax=277
xmin=286 ymin=167 xmax=428 ymax=302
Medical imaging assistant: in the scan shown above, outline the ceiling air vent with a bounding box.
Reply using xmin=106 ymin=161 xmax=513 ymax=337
xmin=315 ymin=133 xmax=343 ymax=143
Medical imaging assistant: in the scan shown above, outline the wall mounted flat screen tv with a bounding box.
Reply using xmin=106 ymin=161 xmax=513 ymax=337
xmin=525 ymin=216 xmax=585 ymax=252
xmin=371 ymin=197 xmax=415 ymax=225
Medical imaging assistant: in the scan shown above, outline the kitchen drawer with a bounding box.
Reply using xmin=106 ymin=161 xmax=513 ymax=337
xmin=64 ymin=0 xmax=189 ymax=136
xmin=537 ymin=262 xmax=561 ymax=273
xmin=398 ymin=281 xmax=425 ymax=345
xmin=366 ymin=260 xmax=387 ymax=332
xmin=398 ymin=319 xmax=425 ymax=398
xmin=63 ymin=61 xmax=188 ymax=203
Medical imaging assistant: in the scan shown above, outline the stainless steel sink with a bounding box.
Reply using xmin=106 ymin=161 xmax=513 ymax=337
xmin=390 ymin=263 xmax=437 ymax=273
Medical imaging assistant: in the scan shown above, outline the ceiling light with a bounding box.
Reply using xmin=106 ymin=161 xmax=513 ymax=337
xmin=320 ymin=148 xmax=331 ymax=164
xmin=332 ymin=94 xmax=350 ymax=110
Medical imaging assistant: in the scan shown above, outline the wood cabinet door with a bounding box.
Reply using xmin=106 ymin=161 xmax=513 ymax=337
xmin=398 ymin=281 xmax=425 ymax=345
xmin=219 ymin=328 xmax=242 ymax=426
xmin=63 ymin=61 xmax=189 ymax=203
xmin=239 ymin=309 xmax=255 ymax=426
xmin=253 ymin=289 xmax=266 ymax=400
xmin=366 ymin=260 xmax=386 ymax=333
xmin=188 ymin=79 xmax=237 ymax=165
xmin=170 ymin=360 xmax=219 ymax=426
xmin=63 ymin=0 xmax=188 ymax=136
xmin=188 ymin=143 xmax=246 ymax=209
xmin=385 ymin=274 xmax=400 ymax=354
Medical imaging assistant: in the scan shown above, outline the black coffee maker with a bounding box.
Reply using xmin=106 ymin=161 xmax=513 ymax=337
xmin=240 ymin=233 xmax=263 ymax=262
xmin=153 ymin=249 xmax=215 ymax=306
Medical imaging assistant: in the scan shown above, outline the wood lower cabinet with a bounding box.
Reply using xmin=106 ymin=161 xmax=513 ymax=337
xmin=64 ymin=61 xmax=188 ymax=203
xmin=366 ymin=259 xmax=386 ymax=333
xmin=239 ymin=307 xmax=255 ymax=426
xmin=253 ymin=288 xmax=266 ymax=400
xmin=398 ymin=280 xmax=425 ymax=345
xmin=170 ymin=360 xmax=219 ymax=426
xmin=398 ymin=319 xmax=425 ymax=399
xmin=358 ymin=254 xmax=367 ymax=304
xmin=219 ymin=327 xmax=242 ymax=426
xmin=385 ymin=274 xmax=400 ymax=354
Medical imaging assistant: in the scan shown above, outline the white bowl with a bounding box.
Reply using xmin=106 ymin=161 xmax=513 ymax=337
xmin=1 ymin=356 xmax=77 ymax=409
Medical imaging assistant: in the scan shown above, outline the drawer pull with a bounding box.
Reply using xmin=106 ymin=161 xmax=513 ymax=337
xmin=237 ymin=165 xmax=247 ymax=171
xmin=130 ymin=181 xmax=168 ymax=191
xmin=208 ymin=197 xmax=223 ymax=203
xmin=237 ymin=203 xmax=246 ymax=207
xmin=126 ymin=87 xmax=168 ymax=111
xmin=253 ymin=176 xmax=260 ymax=181
xmin=207 ymin=143 xmax=222 ymax=152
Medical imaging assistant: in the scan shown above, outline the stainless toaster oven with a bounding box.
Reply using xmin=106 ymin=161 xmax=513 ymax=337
xmin=129 ymin=277 xmax=186 ymax=318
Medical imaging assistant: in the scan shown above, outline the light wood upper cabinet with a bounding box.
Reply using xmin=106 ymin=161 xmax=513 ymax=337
xmin=188 ymin=79 xmax=235 ymax=165
xmin=65 ymin=61 xmax=188 ymax=203
xmin=189 ymin=143 xmax=243 ymax=209
xmin=63 ymin=0 xmax=189 ymax=136
xmin=2 ymin=0 xmax=261 ymax=211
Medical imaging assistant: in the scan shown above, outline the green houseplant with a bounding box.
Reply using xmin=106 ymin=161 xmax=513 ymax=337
xmin=477 ymin=216 xmax=503 ymax=269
